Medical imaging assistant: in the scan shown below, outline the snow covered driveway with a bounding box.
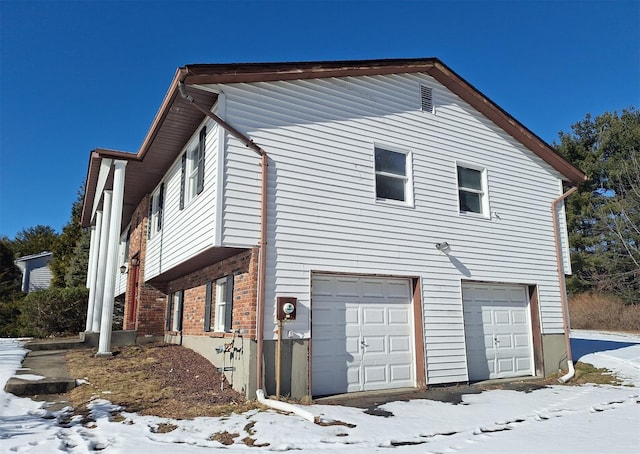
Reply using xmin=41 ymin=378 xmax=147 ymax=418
xmin=1 ymin=330 xmax=638 ymax=453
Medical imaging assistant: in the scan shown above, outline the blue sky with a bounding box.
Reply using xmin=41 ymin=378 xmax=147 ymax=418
xmin=0 ymin=0 xmax=638 ymax=239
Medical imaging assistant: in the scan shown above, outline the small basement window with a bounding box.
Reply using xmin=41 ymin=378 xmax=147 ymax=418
xmin=457 ymin=165 xmax=488 ymax=215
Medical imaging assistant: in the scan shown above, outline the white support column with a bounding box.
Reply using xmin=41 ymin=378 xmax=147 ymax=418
xmin=97 ymin=160 xmax=127 ymax=356
xmin=92 ymin=192 xmax=112 ymax=332
xmin=85 ymin=217 xmax=102 ymax=332
xmin=86 ymin=226 xmax=96 ymax=289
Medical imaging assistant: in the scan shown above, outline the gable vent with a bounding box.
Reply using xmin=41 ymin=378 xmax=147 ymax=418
xmin=420 ymin=85 xmax=433 ymax=113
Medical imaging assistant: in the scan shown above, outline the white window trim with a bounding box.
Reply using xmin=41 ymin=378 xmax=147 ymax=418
xmin=148 ymin=184 xmax=164 ymax=238
xmin=373 ymin=145 xmax=415 ymax=208
xmin=180 ymin=123 xmax=207 ymax=209
xmin=186 ymin=144 xmax=200 ymax=204
xmin=171 ymin=291 xmax=183 ymax=332
xmin=456 ymin=162 xmax=490 ymax=218
xmin=214 ymin=277 xmax=229 ymax=333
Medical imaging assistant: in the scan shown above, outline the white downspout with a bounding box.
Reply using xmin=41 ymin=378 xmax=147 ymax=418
xmin=256 ymin=390 xmax=314 ymax=422
xmin=552 ymin=186 xmax=578 ymax=383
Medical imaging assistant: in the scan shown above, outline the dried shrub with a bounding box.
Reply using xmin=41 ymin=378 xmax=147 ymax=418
xmin=20 ymin=287 xmax=88 ymax=337
xmin=569 ymin=293 xmax=640 ymax=332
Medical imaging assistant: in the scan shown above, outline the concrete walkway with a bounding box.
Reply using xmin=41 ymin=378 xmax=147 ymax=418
xmin=4 ymin=338 xmax=86 ymax=408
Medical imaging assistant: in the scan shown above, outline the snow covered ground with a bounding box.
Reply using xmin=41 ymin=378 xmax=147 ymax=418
xmin=1 ymin=330 xmax=639 ymax=453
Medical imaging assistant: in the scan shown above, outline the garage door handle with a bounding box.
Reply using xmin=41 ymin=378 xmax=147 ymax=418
xmin=360 ymin=340 xmax=369 ymax=348
xmin=494 ymin=337 xmax=500 ymax=344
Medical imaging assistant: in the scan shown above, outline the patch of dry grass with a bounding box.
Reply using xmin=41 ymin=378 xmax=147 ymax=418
xmin=65 ymin=343 xmax=260 ymax=419
xmin=531 ymin=361 xmax=624 ymax=387
xmin=209 ymin=431 xmax=239 ymax=445
xmin=571 ymin=362 xmax=623 ymax=386
xmin=569 ymin=293 xmax=640 ymax=332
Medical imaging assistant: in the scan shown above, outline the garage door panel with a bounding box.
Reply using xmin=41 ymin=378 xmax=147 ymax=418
xmin=494 ymin=310 xmax=511 ymax=324
xmin=365 ymin=336 xmax=386 ymax=353
xmin=388 ymin=280 xmax=411 ymax=298
xmin=363 ymin=365 xmax=387 ymax=386
xmin=514 ymin=333 xmax=530 ymax=347
xmin=363 ymin=307 xmax=385 ymax=324
xmin=336 ymin=278 xmax=359 ymax=296
xmin=390 ymin=364 xmax=412 ymax=382
xmin=512 ymin=311 xmax=528 ymax=324
xmin=347 ymin=367 xmax=361 ymax=391
xmin=495 ymin=334 xmax=513 ymax=348
xmin=389 ymin=308 xmax=410 ymax=324
xmin=312 ymin=275 xmax=415 ymax=396
xmin=516 ymin=357 xmax=532 ymax=372
xmin=345 ymin=337 xmax=360 ymax=355
xmin=345 ymin=307 xmax=358 ymax=324
xmin=389 ymin=335 xmax=411 ymax=353
xmin=362 ymin=280 xmax=385 ymax=297
xmin=497 ymin=358 xmax=515 ymax=374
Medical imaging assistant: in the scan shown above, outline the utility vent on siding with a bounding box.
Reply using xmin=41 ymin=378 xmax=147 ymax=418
xmin=420 ymin=85 xmax=434 ymax=113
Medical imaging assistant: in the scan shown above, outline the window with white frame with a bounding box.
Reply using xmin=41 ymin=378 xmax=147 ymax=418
xmin=457 ymin=165 xmax=488 ymax=215
xmin=214 ymin=276 xmax=234 ymax=332
xmin=170 ymin=290 xmax=183 ymax=332
xmin=180 ymin=126 xmax=206 ymax=209
xmin=374 ymin=146 xmax=412 ymax=203
xmin=148 ymin=183 xmax=165 ymax=238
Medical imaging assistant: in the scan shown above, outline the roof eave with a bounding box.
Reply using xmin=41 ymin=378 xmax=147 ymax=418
xmin=426 ymin=61 xmax=587 ymax=184
xmin=81 ymin=57 xmax=586 ymax=230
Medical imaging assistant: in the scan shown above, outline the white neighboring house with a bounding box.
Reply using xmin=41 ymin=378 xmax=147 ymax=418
xmin=81 ymin=58 xmax=587 ymax=400
xmin=15 ymin=251 xmax=53 ymax=293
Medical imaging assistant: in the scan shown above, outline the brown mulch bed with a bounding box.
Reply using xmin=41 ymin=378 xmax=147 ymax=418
xmin=65 ymin=342 xmax=257 ymax=419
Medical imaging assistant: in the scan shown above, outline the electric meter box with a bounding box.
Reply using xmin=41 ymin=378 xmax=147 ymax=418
xmin=277 ymin=297 xmax=297 ymax=321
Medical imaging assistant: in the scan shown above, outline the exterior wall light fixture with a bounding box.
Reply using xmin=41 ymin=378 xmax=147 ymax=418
xmin=435 ymin=242 xmax=451 ymax=253
xmin=120 ymin=264 xmax=127 ymax=274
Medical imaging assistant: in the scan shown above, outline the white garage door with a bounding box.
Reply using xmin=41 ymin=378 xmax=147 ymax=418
xmin=462 ymin=283 xmax=534 ymax=381
xmin=311 ymin=275 xmax=415 ymax=396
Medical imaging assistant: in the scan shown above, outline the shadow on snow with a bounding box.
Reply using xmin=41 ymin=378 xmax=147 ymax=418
xmin=570 ymin=337 xmax=638 ymax=361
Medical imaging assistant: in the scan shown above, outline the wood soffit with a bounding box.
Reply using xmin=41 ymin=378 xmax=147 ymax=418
xmin=81 ymin=58 xmax=587 ymax=228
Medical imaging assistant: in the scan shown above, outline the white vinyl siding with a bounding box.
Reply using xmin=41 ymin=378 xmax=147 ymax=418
xmin=211 ymin=73 xmax=569 ymax=385
xmin=145 ymin=118 xmax=219 ymax=280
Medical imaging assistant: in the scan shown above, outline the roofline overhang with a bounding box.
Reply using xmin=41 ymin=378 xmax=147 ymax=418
xmin=81 ymin=57 xmax=586 ymax=228
xmin=179 ymin=58 xmax=586 ymax=183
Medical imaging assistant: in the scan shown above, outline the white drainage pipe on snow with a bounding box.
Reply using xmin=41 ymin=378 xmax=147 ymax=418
xmin=558 ymin=360 xmax=575 ymax=383
xmin=256 ymin=390 xmax=315 ymax=422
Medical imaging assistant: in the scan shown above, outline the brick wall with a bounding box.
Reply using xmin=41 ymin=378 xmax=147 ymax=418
xmin=166 ymin=248 xmax=259 ymax=339
xmin=122 ymin=194 xmax=166 ymax=336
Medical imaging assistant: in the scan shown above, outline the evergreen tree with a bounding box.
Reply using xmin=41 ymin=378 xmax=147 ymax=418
xmin=555 ymin=107 xmax=640 ymax=303
xmin=0 ymin=239 xmax=22 ymax=299
xmin=11 ymin=225 xmax=58 ymax=258
xmin=50 ymin=187 xmax=87 ymax=287
xmin=64 ymin=227 xmax=90 ymax=287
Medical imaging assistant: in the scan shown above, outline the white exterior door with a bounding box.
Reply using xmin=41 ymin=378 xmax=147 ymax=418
xmin=311 ymin=275 xmax=415 ymax=396
xmin=462 ymin=283 xmax=534 ymax=381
